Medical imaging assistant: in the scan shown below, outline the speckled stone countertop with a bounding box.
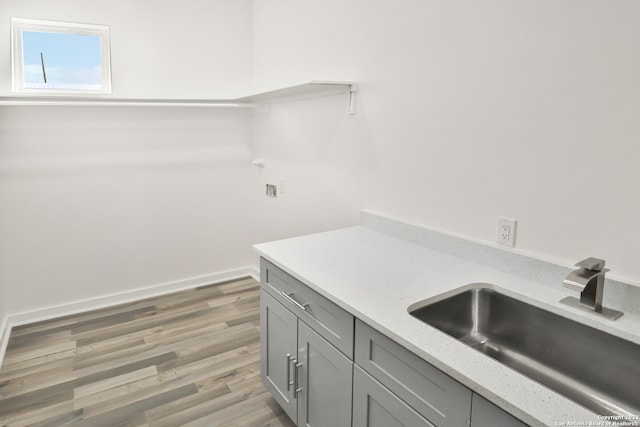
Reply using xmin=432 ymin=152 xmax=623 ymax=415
xmin=253 ymin=211 xmax=640 ymax=427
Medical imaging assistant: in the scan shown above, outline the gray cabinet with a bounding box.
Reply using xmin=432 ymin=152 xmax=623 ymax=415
xmin=260 ymin=259 xmax=354 ymax=427
xmin=355 ymin=320 xmax=472 ymax=427
xmin=261 ymin=258 xmax=529 ymax=427
xmin=470 ymin=393 xmax=528 ymax=427
xmin=297 ymin=321 xmax=353 ymax=427
xmin=260 ymin=290 xmax=299 ymax=421
xmin=353 ymin=365 xmax=434 ymax=427
xmin=261 ymin=259 xmax=354 ymax=358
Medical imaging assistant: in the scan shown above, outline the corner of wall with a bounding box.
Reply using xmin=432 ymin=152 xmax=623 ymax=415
xmin=248 ymin=265 xmax=260 ymax=283
xmin=0 ymin=315 xmax=10 ymax=370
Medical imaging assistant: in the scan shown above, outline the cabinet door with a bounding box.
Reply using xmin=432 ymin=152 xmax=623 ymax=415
xmin=297 ymin=321 xmax=353 ymax=427
xmin=355 ymin=320 xmax=472 ymax=426
xmin=353 ymin=365 xmax=435 ymax=427
xmin=261 ymin=291 xmax=298 ymax=423
xmin=470 ymin=394 xmax=528 ymax=427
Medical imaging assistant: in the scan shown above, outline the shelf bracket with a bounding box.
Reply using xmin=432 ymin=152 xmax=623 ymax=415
xmin=347 ymin=84 xmax=358 ymax=115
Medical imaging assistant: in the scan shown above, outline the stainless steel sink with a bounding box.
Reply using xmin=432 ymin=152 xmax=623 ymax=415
xmin=408 ymin=285 xmax=640 ymax=420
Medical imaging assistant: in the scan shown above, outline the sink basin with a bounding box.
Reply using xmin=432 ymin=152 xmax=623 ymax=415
xmin=408 ymin=285 xmax=640 ymax=419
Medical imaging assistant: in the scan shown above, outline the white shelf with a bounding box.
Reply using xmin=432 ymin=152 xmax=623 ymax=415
xmin=238 ymin=80 xmax=356 ymax=107
xmin=0 ymin=81 xmax=357 ymax=113
xmin=0 ymin=97 xmax=254 ymax=108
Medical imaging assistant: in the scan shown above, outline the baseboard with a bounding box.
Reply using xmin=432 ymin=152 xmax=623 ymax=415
xmin=0 ymin=315 xmax=10 ymax=370
xmin=249 ymin=265 xmax=260 ymax=282
xmin=0 ymin=266 xmax=260 ymax=369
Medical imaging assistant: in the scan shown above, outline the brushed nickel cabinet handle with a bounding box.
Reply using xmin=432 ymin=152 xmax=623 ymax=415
xmin=281 ymin=291 xmax=309 ymax=311
xmin=285 ymin=353 xmax=296 ymax=391
xmin=294 ymin=361 xmax=303 ymax=398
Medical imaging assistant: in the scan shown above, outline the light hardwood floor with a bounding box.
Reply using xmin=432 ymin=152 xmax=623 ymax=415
xmin=0 ymin=277 xmax=296 ymax=427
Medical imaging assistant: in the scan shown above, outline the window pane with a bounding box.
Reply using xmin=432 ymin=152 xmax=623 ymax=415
xmin=23 ymin=31 xmax=102 ymax=90
xmin=12 ymin=18 xmax=111 ymax=94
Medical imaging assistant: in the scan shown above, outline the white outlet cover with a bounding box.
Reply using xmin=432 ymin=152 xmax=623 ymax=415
xmin=497 ymin=216 xmax=517 ymax=247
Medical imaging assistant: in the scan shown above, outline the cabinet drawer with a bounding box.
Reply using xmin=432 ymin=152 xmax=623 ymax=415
xmin=471 ymin=393 xmax=528 ymax=427
xmin=261 ymin=258 xmax=354 ymax=359
xmin=353 ymin=365 xmax=434 ymax=427
xmin=355 ymin=320 xmax=472 ymax=427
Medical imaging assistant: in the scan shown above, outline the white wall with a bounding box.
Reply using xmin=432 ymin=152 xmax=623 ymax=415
xmin=252 ymin=0 xmax=640 ymax=285
xmin=248 ymin=93 xmax=374 ymax=247
xmin=0 ymin=0 xmax=256 ymax=317
xmin=3 ymin=0 xmax=640 ymax=325
xmin=0 ymin=107 xmax=257 ymax=315
xmin=0 ymin=0 xmax=363 ymax=324
xmin=0 ymin=0 xmax=253 ymax=98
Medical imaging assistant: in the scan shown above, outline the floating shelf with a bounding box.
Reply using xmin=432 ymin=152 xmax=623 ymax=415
xmin=238 ymin=81 xmax=357 ymax=113
xmin=0 ymin=81 xmax=357 ymax=113
xmin=0 ymin=98 xmax=254 ymax=108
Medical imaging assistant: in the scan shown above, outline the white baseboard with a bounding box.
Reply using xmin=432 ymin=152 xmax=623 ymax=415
xmin=0 ymin=266 xmax=260 ymax=369
xmin=0 ymin=315 xmax=10 ymax=371
xmin=248 ymin=265 xmax=260 ymax=282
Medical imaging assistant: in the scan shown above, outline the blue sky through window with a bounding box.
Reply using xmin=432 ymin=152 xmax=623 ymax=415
xmin=23 ymin=31 xmax=102 ymax=87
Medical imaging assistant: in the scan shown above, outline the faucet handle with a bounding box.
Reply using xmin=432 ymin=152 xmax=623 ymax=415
xmin=575 ymin=257 xmax=606 ymax=272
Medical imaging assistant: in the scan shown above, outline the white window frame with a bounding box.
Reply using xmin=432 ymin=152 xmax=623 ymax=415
xmin=11 ymin=18 xmax=112 ymax=95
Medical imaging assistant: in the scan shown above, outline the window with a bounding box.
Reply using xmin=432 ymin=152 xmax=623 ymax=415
xmin=11 ymin=18 xmax=112 ymax=95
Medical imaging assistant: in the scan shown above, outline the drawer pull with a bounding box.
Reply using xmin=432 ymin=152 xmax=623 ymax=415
xmin=286 ymin=353 xmax=296 ymax=391
xmin=294 ymin=361 xmax=303 ymax=398
xmin=282 ymin=291 xmax=309 ymax=311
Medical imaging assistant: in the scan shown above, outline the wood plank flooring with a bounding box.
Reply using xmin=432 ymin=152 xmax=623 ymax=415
xmin=0 ymin=277 xmax=296 ymax=427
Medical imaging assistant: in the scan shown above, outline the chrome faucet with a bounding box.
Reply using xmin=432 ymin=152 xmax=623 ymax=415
xmin=560 ymin=257 xmax=623 ymax=320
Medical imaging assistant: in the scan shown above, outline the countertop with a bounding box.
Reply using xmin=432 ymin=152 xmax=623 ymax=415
xmin=253 ymin=213 xmax=640 ymax=427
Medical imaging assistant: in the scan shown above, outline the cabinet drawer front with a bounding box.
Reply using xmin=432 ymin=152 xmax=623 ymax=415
xmin=261 ymin=258 xmax=354 ymax=359
xmin=355 ymin=320 xmax=472 ymax=427
xmin=471 ymin=394 xmax=528 ymax=427
xmin=353 ymin=365 xmax=435 ymax=427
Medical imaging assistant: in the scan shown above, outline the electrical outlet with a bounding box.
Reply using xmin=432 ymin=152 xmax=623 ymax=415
xmin=266 ymin=184 xmax=277 ymax=198
xmin=497 ymin=216 xmax=517 ymax=247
